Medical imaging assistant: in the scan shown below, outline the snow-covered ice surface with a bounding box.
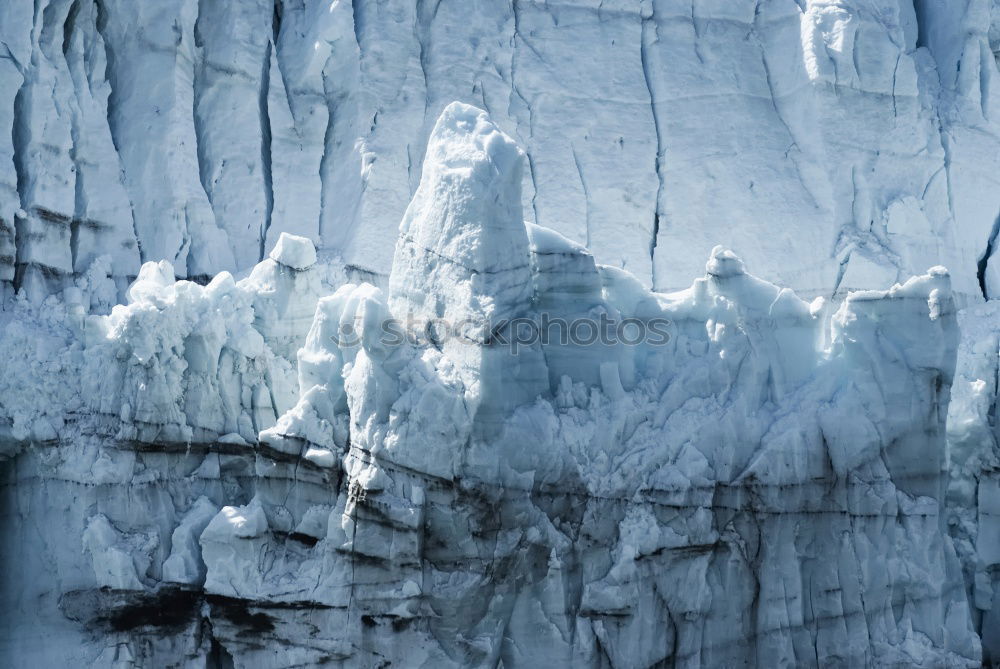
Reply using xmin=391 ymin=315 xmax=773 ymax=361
xmin=947 ymin=300 xmax=1000 ymax=665
xmin=0 ymin=100 xmax=987 ymax=667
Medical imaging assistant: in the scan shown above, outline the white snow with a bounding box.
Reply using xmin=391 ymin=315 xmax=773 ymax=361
xmin=268 ymin=232 xmax=317 ymax=271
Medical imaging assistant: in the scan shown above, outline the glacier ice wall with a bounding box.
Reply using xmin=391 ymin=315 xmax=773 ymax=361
xmin=3 ymin=0 xmax=1000 ymax=300
xmin=0 ymin=101 xmax=982 ymax=667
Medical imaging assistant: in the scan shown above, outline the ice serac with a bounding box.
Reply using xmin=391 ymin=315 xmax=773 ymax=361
xmin=0 ymin=103 xmax=981 ymax=667
xmin=388 ymin=101 xmax=548 ymax=435
xmin=389 ymin=102 xmax=533 ymax=330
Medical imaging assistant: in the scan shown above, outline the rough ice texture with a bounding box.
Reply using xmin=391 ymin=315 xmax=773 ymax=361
xmin=947 ymin=300 xmax=1000 ymax=665
xmin=0 ymin=103 xmax=983 ymax=667
xmin=3 ymin=0 xmax=1000 ymax=302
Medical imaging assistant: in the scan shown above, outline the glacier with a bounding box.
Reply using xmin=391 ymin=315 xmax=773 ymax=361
xmin=0 ymin=99 xmax=988 ymax=667
xmin=5 ymin=0 xmax=1000 ymax=667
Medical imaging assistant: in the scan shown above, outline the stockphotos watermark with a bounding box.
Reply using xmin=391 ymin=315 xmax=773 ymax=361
xmin=331 ymin=312 xmax=672 ymax=351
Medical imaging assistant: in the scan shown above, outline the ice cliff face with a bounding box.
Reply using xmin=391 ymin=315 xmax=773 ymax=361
xmin=4 ymin=0 xmax=1000 ymax=301
xmin=0 ymin=102 xmax=983 ymax=667
xmin=6 ymin=0 xmax=1000 ymax=665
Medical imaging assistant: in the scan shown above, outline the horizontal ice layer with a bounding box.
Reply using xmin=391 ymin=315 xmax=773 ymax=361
xmin=0 ymin=103 xmax=982 ymax=667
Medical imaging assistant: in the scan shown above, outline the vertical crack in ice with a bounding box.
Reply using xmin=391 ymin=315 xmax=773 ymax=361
xmin=891 ymin=53 xmax=900 ymax=118
xmin=93 ymin=0 xmax=142 ymax=262
xmin=754 ymin=4 xmax=824 ymax=217
xmin=511 ymin=0 xmax=540 ymax=227
xmin=272 ymin=0 xmax=281 ymax=41
xmin=259 ymin=39 xmax=274 ymax=262
xmin=912 ymin=0 xmax=928 ymax=50
xmin=61 ymin=0 xmax=79 ymax=58
xmin=980 ymin=40 xmax=991 ymax=122
xmin=178 ymin=206 xmax=193 ymax=274
xmin=640 ymin=3 xmax=664 ymax=289
xmin=318 ymin=70 xmax=333 ymax=243
xmin=65 ymin=0 xmax=82 ymax=273
xmin=11 ymin=68 xmax=30 ymax=291
xmin=851 ymin=22 xmax=863 ymax=84
xmin=847 ymin=517 xmax=878 ymax=663
xmin=690 ymin=0 xmax=705 ymax=65
xmin=939 ymin=125 xmax=956 ymax=224
xmin=757 ymin=35 xmax=797 ymax=157
xmin=977 ymin=211 xmax=1000 ymax=300
xmin=350 ymin=0 xmax=363 ymax=61
xmin=69 ymin=130 xmax=81 ymax=274
xmin=650 ymin=213 xmax=660 ymax=285
xmin=1 ymin=38 xmax=25 ymax=288
xmin=833 ymin=250 xmax=851 ymax=296
xmin=414 ymin=0 xmax=432 ymax=125
xmin=524 ymin=149 xmax=540 ymax=227
xmin=406 ymin=143 xmax=414 ymax=196
xmin=192 ymin=0 xmax=213 ymax=216
xmin=571 ymin=146 xmax=590 ymax=248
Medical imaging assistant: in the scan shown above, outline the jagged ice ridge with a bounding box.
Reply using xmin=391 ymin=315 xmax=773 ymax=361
xmin=0 ymin=100 xmax=987 ymax=668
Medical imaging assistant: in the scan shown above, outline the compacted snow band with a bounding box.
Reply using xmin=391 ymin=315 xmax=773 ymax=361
xmin=0 ymin=103 xmax=984 ymax=667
